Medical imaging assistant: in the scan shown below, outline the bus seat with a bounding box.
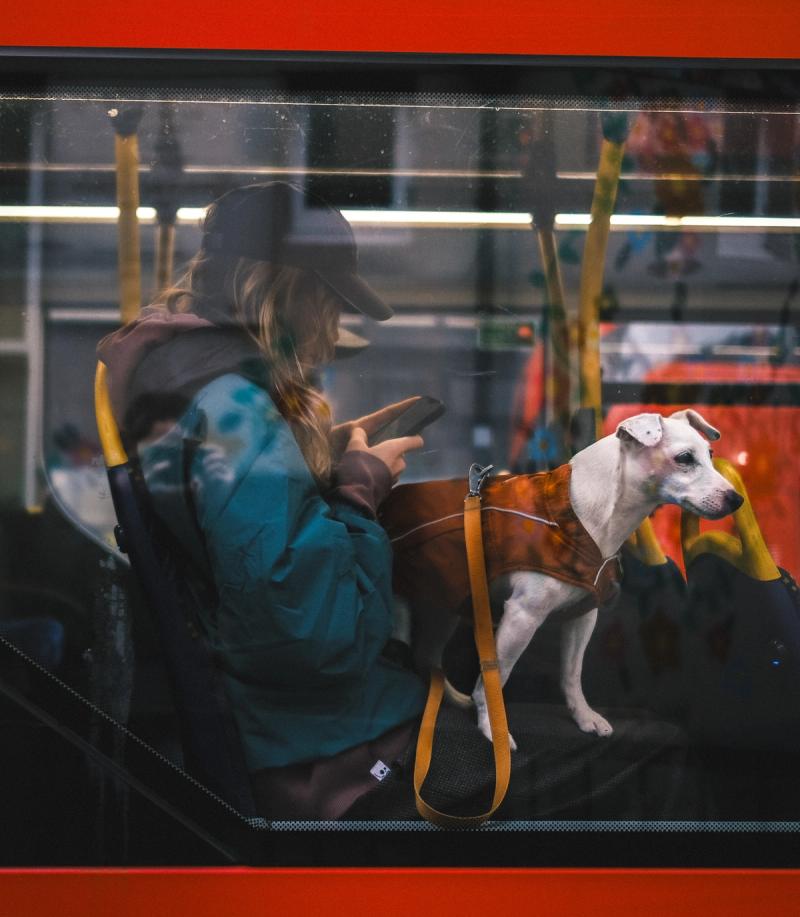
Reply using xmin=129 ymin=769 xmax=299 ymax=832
xmin=94 ymin=362 xmax=259 ymax=818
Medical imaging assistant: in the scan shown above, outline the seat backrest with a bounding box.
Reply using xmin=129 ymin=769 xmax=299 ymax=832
xmin=95 ymin=363 xmax=258 ymax=817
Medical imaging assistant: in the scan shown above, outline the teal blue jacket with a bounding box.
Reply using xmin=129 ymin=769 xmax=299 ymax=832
xmin=138 ymin=373 xmax=426 ymax=771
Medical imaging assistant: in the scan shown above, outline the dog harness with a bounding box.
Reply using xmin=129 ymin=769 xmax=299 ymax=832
xmin=380 ymin=463 xmax=621 ymax=616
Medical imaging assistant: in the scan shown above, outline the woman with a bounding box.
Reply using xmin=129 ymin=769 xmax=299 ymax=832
xmin=98 ymin=182 xmax=428 ymax=819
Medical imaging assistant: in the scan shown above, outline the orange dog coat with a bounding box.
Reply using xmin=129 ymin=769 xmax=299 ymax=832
xmin=380 ymin=463 xmax=621 ymax=617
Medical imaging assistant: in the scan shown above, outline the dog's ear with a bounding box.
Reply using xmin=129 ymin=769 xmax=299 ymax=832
xmin=669 ymin=408 xmax=721 ymax=441
xmin=616 ymin=413 xmax=663 ymax=447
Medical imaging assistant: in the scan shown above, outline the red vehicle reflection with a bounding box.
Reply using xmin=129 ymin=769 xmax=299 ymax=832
xmin=605 ymin=359 xmax=800 ymax=576
xmin=510 ymin=336 xmax=800 ymax=578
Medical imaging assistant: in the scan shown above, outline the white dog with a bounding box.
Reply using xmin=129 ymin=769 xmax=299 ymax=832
xmin=388 ymin=409 xmax=743 ymax=749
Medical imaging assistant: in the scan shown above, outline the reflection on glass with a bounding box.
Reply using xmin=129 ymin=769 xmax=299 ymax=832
xmin=0 ymin=74 xmax=798 ymax=863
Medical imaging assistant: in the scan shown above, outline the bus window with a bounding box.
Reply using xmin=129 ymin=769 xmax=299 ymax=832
xmin=0 ymin=58 xmax=798 ymax=867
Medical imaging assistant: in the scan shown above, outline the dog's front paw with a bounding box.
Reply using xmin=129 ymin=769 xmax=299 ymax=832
xmin=572 ymin=706 xmax=613 ymax=737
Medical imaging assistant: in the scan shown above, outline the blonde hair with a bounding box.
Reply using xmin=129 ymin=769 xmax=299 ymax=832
xmin=162 ymin=252 xmax=340 ymax=483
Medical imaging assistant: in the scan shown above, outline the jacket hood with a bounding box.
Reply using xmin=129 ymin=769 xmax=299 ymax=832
xmin=97 ymin=305 xmax=266 ymax=439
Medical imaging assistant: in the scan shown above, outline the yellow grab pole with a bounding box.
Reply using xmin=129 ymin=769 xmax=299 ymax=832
xmin=109 ymin=107 xmax=144 ymax=325
xmin=578 ymin=114 xmax=630 ymax=440
xmin=522 ymin=111 xmax=571 ymax=458
xmin=535 ymin=226 xmax=571 ymax=440
xmin=577 ymin=115 xmax=663 ymax=558
xmin=626 ymin=516 xmax=667 ymax=566
xmin=154 ymin=222 xmax=176 ymax=293
xmin=151 ymin=104 xmax=183 ymax=296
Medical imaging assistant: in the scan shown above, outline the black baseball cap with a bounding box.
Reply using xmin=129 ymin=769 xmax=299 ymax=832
xmin=201 ymin=182 xmax=392 ymax=321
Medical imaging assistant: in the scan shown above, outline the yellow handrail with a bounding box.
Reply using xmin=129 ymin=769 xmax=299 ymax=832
xmin=626 ymin=516 xmax=667 ymax=566
xmin=155 ymin=221 xmax=176 ymax=294
xmin=535 ymin=226 xmax=570 ymax=441
xmin=94 ymin=362 xmax=128 ymax=469
xmin=109 ymin=106 xmax=144 ymax=326
xmin=681 ymin=457 xmax=780 ymax=582
xmin=578 ymin=135 xmax=626 ymax=438
xmin=114 ymin=130 xmax=142 ymax=325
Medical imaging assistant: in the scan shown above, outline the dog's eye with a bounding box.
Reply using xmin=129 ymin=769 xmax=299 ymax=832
xmin=675 ymin=452 xmax=695 ymax=466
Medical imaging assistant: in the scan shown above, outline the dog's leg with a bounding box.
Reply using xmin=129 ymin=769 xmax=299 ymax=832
xmin=473 ymin=572 xmax=565 ymax=750
xmin=472 ymin=595 xmax=533 ymax=751
xmin=560 ymin=609 xmax=613 ymax=736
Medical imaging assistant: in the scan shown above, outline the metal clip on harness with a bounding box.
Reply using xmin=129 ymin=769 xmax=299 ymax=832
xmin=468 ymin=463 xmax=494 ymax=497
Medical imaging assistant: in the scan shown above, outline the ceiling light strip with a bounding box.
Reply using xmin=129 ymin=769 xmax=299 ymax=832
xmin=1 ymin=206 xmax=800 ymax=232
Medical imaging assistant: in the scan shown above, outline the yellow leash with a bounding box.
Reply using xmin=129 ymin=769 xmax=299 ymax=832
xmin=413 ymin=465 xmax=511 ymax=827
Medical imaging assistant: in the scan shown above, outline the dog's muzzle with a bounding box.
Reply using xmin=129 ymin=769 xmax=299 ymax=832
xmin=725 ymin=490 xmax=745 ymax=513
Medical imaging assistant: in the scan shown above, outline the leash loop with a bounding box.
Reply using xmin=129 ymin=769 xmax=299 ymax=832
xmin=413 ymin=464 xmax=512 ymax=828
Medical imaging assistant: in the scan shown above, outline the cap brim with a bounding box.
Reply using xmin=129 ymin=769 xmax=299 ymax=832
xmin=317 ymin=270 xmax=393 ymax=321
xmin=334 ymin=326 xmax=370 ymax=359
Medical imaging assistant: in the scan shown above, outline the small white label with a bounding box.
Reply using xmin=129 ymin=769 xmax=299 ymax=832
xmin=370 ymin=760 xmax=391 ymax=782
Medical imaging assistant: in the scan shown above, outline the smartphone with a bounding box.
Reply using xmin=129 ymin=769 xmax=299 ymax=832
xmin=369 ymin=396 xmax=446 ymax=444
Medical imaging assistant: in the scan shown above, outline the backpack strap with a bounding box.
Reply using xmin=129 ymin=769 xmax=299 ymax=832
xmin=413 ymin=465 xmax=511 ymax=827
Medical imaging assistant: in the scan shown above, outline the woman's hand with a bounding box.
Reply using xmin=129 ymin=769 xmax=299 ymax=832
xmin=344 ymin=426 xmax=423 ymax=482
xmin=330 ymin=396 xmax=421 ymax=460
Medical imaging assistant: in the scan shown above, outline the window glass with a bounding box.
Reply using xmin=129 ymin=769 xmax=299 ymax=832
xmin=0 ymin=63 xmax=799 ymax=865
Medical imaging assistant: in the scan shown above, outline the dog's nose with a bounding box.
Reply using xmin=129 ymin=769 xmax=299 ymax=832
xmin=725 ymin=490 xmax=744 ymax=513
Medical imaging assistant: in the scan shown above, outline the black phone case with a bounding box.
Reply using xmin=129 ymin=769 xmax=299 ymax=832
xmin=370 ymin=398 xmax=445 ymax=444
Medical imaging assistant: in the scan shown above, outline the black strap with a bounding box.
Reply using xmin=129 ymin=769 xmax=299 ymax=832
xmin=176 ymin=436 xmax=220 ymax=622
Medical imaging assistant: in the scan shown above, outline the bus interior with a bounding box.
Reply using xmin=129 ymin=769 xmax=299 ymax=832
xmin=0 ymin=54 xmax=798 ymax=866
